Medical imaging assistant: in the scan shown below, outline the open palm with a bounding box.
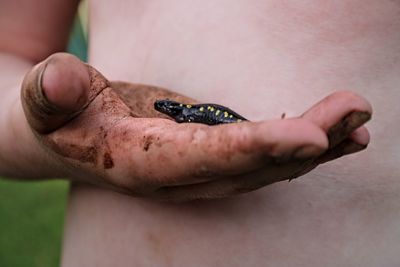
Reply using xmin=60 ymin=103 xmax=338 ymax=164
xmin=21 ymin=53 xmax=372 ymax=201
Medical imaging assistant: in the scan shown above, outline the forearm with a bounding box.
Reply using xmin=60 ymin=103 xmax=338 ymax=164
xmin=0 ymin=0 xmax=80 ymax=179
xmin=0 ymin=0 xmax=80 ymax=63
xmin=0 ymin=53 xmax=58 ymax=179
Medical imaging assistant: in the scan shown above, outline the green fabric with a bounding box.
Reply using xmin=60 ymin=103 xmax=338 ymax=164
xmin=67 ymin=15 xmax=88 ymax=62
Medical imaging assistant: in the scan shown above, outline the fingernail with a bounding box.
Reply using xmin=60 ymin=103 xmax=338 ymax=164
xmin=328 ymin=111 xmax=372 ymax=148
xmin=37 ymin=61 xmax=67 ymax=114
xmin=22 ymin=60 xmax=63 ymax=116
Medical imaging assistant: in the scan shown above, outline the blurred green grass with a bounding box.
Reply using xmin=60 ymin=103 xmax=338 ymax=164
xmin=0 ymin=180 xmax=68 ymax=267
xmin=0 ymin=9 xmax=88 ymax=267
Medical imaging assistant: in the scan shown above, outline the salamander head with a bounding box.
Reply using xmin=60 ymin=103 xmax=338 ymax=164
xmin=154 ymin=99 xmax=185 ymax=118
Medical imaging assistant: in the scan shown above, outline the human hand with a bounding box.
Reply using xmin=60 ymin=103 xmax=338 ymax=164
xmin=20 ymin=53 xmax=372 ymax=201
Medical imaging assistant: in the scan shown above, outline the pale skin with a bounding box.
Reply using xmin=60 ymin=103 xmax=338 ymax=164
xmin=1 ymin=0 xmax=398 ymax=266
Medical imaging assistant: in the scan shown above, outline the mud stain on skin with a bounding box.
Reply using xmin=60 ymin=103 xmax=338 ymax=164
xmin=121 ymin=130 xmax=130 ymax=142
xmin=103 ymin=152 xmax=114 ymax=169
xmin=87 ymin=65 xmax=110 ymax=100
xmin=111 ymin=81 xmax=198 ymax=119
xmin=98 ymin=126 xmax=114 ymax=169
xmin=143 ymin=135 xmax=155 ymax=151
xmin=47 ymin=139 xmax=98 ymax=164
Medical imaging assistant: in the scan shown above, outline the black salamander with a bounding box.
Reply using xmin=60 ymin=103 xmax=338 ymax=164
xmin=154 ymin=99 xmax=248 ymax=125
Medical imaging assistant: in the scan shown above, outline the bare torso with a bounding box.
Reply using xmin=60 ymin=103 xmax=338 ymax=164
xmin=61 ymin=1 xmax=400 ymax=266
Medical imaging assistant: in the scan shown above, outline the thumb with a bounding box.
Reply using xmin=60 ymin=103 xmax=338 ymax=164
xmin=21 ymin=53 xmax=108 ymax=134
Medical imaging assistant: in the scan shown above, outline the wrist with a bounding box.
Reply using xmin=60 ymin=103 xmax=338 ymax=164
xmin=0 ymin=91 xmax=62 ymax=179
xmin=0 ymin=53 xmax=67 ymax=180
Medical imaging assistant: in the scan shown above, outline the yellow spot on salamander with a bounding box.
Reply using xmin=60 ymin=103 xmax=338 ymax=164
xmin=237 ymin=119 xmax=242 ymax=122
xmin=207 ymin=106 xmax=211 ymax=110
xmin=215 ymin=110 xmax=221 ymax=116
xmin=186 ymin=104 xmax=192 ymax=108
xmin=224 ymin=112 xmax=229 ymax=117
xmin=199 ymin=107 xmax=204 ymax=112
xmin=210 ymin=107 xmax=215 ymax=112
xmin=179 ymin=104 xmax=183 ymax=107
xmin=229 ymin=115 xmax=233 ymax=118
